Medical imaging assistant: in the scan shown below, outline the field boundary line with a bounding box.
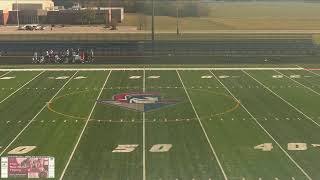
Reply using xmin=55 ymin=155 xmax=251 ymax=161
xmin=304 ymin=70 xmax=320 ymax=76
xmin=142 ymin=68 xmax=146 ymax=180
xmin=59 ymin=70 xmax=112 ymax=180
xmin=0 ymin=71 xmax=79 ymax=157
xmin=299 ymin=66 xmax=320 ymax=77
xmin=0 ymin=71 xmax=44 ymax=104
xmin=296 ymin=64 xmax=320 ymax=71
xmin=243 ymin=70 xmax=320 ymax=128
xmin=0 ymin=71 xmax=11 ymax=78
xmin=176 ymin=70 xmax=228 ymax=180
xmin=274 ymin=70 xmax=320 ymax=96
xmin=0 ymin=67 xmax=303 ymax=71
xmin=209 ymin=70 xmax=313 ymax=180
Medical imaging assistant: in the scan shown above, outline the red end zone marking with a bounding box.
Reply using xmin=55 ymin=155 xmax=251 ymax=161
xmin=304 ymin=68 xmax=320 ymax=70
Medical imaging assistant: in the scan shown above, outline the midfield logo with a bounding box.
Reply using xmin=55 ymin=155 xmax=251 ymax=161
xmin=97 ymin=92 xmax=180 ymax=112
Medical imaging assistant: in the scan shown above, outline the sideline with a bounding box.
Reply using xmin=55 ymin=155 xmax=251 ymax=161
xmin=0 ymin=67 xmax=304 ymax=71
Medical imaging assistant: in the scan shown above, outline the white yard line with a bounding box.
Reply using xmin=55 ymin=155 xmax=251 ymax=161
xmin=209 ymin=70 xmax=312 ymax=180
xmin=274 ymin=70 xmax=320 ymax=96
xmin=0 ymin=71 xmax=79 ymax=157
xmin=0 ymin=71 xmax=11 ymax=78
xmin=142 ymin=68 xmax=146 ymax=180
xmin=59 ymin=70 xmax=112 ymax=180
xmin=0 ymin=71 xmax=44 ymax=104
xmin=0 ymin=67 xmax=303 ymax=72
xmin=176 ymin=70 xmax=228 ymax=180
xmin=243 ymin=70 xmax=320 ymax=129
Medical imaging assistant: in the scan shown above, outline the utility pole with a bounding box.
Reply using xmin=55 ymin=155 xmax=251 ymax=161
xmin=110 ymin=0 xmax=112 ymax=24
xmin=151 ymin=0 xmax=155 ymax=41
xmin=176 ymin=5 xmax=179 ymax=36
xmin=16 ymin=0 xmax=20 ymax=27
xmin=151 ymin=0 xmax=155 ymax=56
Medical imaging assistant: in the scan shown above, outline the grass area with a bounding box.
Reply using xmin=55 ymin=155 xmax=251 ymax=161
xmin=121 ymin=2 xmax=320 ymax=30
xmin=208 ymin=2 xmax=320 ymax=18
xmin=0 ymin=67 xmax=320 ymax=179
xmin=313 ymin=35 xmax=320 ymax=45
xmin=123 ymin=14 xmax=320 ymax=31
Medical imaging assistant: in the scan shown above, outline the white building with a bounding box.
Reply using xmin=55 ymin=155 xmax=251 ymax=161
xmin=0 ymin=0 xmax=54 ymax=11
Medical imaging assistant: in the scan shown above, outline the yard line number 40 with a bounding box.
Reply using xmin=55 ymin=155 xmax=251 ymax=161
xmin=254 ymin=143 xmax=320 ymax=151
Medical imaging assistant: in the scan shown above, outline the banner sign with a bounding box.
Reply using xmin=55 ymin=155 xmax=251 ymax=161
xmin=1 ymin=156 xmax=54 ymax=178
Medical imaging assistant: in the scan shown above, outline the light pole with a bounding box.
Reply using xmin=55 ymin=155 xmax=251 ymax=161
xmin=16 ymin=0 xmax=20 ymax=27
xmin=108 ymin=0 xmax=112 ymax=25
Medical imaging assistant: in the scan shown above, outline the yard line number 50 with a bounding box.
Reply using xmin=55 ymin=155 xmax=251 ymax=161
xmin=112 ymin=144 xmax=172 ymax=153
xmin=4 ymin=143 xmax=319 ymax=155
xmin=0 ymin=144 xmax=172 ymax=155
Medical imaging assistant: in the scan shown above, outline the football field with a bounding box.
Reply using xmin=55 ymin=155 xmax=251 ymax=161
xmin=0 ymin=66 xmax=320 ymax=180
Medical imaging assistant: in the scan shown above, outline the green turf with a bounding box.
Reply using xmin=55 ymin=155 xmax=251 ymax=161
xmin=0 ymin=68 xmax=320 ymax=179
xmin=0 ymin=71 xmax=40 ymax=101
xmin=0 ymin=63 xmax=312 ymax=69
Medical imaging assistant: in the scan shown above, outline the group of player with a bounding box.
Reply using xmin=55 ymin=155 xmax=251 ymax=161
xmin=32 ymin=48 xmax=94 ymax=64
